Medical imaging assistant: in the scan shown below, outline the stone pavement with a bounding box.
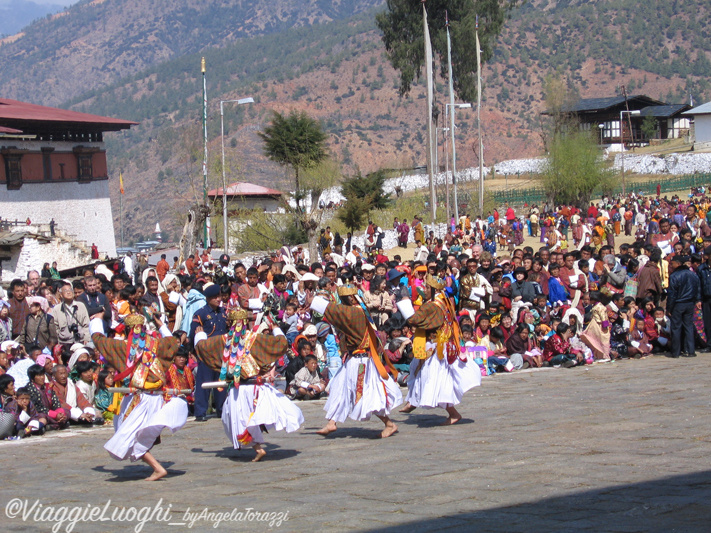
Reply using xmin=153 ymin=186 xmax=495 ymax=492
xmin=2 ymin=355 xmax=711 ymax=532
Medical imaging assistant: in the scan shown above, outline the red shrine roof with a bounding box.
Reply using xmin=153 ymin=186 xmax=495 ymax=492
xmin=208 ymin=182 xmax=283 ymax=198
xmin=0 ymin=98 xmax=137 ymax=131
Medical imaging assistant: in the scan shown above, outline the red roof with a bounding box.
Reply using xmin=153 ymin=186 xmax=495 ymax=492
xmin=0 ymin=98 xmax=137 ymax=130
xmin=208 ymin=182 xmax=283 ymax=198
xmin=0 ymin=125 xmax=23 ymax=134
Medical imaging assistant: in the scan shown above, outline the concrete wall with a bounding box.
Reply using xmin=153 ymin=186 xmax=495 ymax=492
xmin=0 ymin=180 xmax=116 ymax=256
xmin=695 ymin=115 xmax=711 ymax=145
xmin=1 ymin=236 xmax=92 ymax=283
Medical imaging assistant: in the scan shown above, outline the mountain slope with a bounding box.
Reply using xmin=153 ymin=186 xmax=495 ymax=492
xmin=3 ymin=0 xmax=711 ymax=244
xmin=0 ymin=0 xmax=384 ymax=105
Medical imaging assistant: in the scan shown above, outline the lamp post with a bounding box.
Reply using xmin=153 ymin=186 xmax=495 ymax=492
xmin=598 ymin=123 xmax=605 ymax=145
xmin=620 ymin=110 xmax=640 ymax=196
xmin=445 ymin=102 xmax=472 ymax=223
xmin=219 ymin=97 xmax=254 ymax=254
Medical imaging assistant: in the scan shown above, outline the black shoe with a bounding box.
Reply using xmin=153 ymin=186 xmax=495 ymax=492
xmin=668 ymin=354 xmax=680 ymax=358
xmin=681 ymin=353 xmax=697 ymax=357
xmin=195 ymin=416 xmax=208 ymax=422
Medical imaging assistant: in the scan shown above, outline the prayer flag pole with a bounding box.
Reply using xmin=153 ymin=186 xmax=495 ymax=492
xmin=476 ymin=16 xmax=484 ymax=218
xmin=201 ymin=57 xmax=209 ymax=247
xmin=423 ymin=1 xmax=437 ymax=229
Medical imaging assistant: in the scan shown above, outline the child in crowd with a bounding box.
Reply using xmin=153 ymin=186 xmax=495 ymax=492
xmin=284 ymin=339 xmax=312 ymax=393
xmin=281 ymin=302 xmax=300 ymax=345
xmin=3 ymin=387 xmax=46 ymax=437
xmin=652 ymin=307 xmax=671 ymax=351
xmin=288 ymin=355 xmax=326 ymax=400
xmin=628 ymin=317 xmax=653 ymax=358
xmin=94 ymin=369 xmax=120 ymax=421
xmin=487 ymin=327 xmax=513 ymax=373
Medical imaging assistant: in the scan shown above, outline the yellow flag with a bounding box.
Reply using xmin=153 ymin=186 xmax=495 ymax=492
xmin=119 ymin=172 xmax=124 ymax=194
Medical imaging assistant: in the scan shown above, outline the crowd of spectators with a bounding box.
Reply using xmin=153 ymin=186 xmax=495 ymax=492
xmin=1 ymin=187 xmax=709 ymax=440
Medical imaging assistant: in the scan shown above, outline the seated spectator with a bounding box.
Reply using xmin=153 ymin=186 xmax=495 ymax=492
xmin=487 ymin=327 xmax=513 ymax=373
xmin=25 ymin=363 xmax=69 ymax=430
xmin=628 ymin=317 xmax=653 ymax=358
xmin=3 ymin=386 xmax=46 ymax=438
xmin=316 ymin=322 xmax=341 ymax=380
xmin=288 ymin=355 xmax=326 ymax=400
xmin=542 ymin=323 xmax=583 ymax=368
xmin=73 ymin=360 xmax=97 ymax=406
xmin=94 ymin=369 xmax=120 ymax=421
xmin=0 ymin=374 xmax=15 ymax=410
xmin=49 ymin=364 xmax=97 ymax=424
xmin=284 ymin=339 xmax=312 ymax=390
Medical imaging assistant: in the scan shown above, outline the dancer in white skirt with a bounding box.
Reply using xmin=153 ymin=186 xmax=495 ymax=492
xmin=91 ymin=314 xmax=187 ymax=481
xmin=194 ymin=309 xmax=303 ymax=461
xmin=396 ymin=274 xmax=481 ymax=425
xmin=311 ymin=284 xmax=402 ymax=438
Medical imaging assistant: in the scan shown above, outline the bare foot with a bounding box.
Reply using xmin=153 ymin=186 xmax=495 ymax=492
xmin=380 ymin=423 xmax=398 ymax=438
xmin=440 ymin=415 xmax=462 ymax=426
xmin=145 ymin=466 xmax=167 ymax=481
xmin=316 ymin=422 xmax=338 ymax=435
xmin=252 ymin=448 xmax=267 ymax=462
xmin=399 ymin=403 xmax=416 ymax=413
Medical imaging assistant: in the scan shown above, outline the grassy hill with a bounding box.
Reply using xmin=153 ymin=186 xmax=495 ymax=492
xmin=2 ymin=0 xmax=711 ymax=244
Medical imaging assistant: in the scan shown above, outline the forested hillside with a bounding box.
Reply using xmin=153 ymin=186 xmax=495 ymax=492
xmin=2 ymin=0 xmax=710 ymax=243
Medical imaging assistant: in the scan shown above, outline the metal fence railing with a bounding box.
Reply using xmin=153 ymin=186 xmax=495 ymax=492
xmin=485 ymin=172 xmax=711 ymax=207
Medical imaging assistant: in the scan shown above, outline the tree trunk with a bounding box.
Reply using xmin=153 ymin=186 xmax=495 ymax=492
xmin=178 ymin=204 xmax=211 ymax=265
xmin=303 ymin=216 xmax=318 ymax=264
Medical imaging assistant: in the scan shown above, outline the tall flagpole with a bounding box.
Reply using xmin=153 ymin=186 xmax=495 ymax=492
xmin=201 ymin=57 xmax=209 ymax=247
xmin=423 ymin=1 xmax=436 ymax=229
xmin=446 ymin=12 xmax=458 ymax=223
xmin=119 ymin=171 xmax=124 ymax=249
xmin=476 ymin=16 xmax=484 ymax=217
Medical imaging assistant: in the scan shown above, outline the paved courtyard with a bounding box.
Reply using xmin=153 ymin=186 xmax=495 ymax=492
xmin=2 ymin=355 xmax=711 ymax=532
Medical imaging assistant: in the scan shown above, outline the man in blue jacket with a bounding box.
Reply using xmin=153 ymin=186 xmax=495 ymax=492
xmin=667 ymin=255 xmax=701 ymax=358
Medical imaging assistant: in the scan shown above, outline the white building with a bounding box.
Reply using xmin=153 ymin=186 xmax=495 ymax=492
xmin=0 ymin=98 xmax=136 ymax=258
xmin=683 ymin=102 xmax=711 ymax=150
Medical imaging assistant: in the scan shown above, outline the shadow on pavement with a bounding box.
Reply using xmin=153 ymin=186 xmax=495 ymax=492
xmin=303 ymin=426 xmax=390 ymax=439
xmin=365 ymin=469 xmax=711 ymax=532
xmin=397 ymin=414 xmax=475 ymax=428
xmin=190 ymin=444 xmax=300 ymax=462
xmin=92 ymin=462 xmax=186 ymax=481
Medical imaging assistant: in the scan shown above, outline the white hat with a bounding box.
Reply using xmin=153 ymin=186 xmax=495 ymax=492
xmin=301 ymin=273 xmax=319 ymax=282
xmin=281 ymin=264 xmax=302 ymax=281
xmin=70 ymin=343 xmax=85 ymax=353
xmin=1 ymin=340 xmax=18 ymax=352
xmin=361 ymin=263 xmax=375 ymax=271
xmin=302 ymin=324 xmax=318 ymax=336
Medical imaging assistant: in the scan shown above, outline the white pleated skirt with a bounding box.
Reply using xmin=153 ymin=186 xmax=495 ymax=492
xmin=324 ymin=356 xmax=403 ymax=423
xmin=222 ymin=383 xmax=304 ymax=449
xmin=405 ymin=354 xmax=481 ymax=409
xmin=104 ymin=393 xmax=188 ymax=462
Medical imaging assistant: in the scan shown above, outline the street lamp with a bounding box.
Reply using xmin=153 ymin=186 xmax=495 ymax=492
xmin=445 ymin=102 xmax=472 ymax=222
xmin=220 ymin=97 xmax=254 ymax=253
xmin=598 ymin=123 xmax=605 ymax=145
xmin=620 ymin=109 xmax=641 ymax=196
